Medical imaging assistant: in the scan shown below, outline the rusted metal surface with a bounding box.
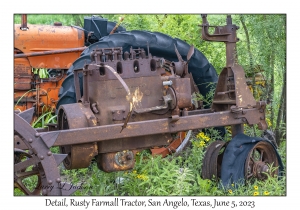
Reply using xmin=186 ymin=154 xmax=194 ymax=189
xmin=200 ymin=14 xmax=267 ymax=136
xmin=211 ymin=66 xmax=256 ymax=112
xmin=21 ymin=14 xmax=28 ymax=31
xmin=171 ymin=78 xmax=192 ymax=108
xmin=97 ymin=150 xmax=135 ymax=172
xmin=244 ymin=141 xmax=279 ymax=180
xmin=80 ymin=48 xmax=177 ymax=129
xmin=14 ymin=69 xmax=67 ymax=113
xmin=14 ymin=58 xmax=32 ymax=90
xmin=14 ymin=47 xmax=87 ymax=58
xmin=97 ymin=134 xmax=170 ymax=153
xmin=151 ymin=131 xmax=192 ymax=157
xmin=58 ymin=103 xmax=98 ymax=169
xmin=14 ymin=24 xmax=84 ymax=69
xmin=31 ymin=107 xmax=266 ymax=147
xmin=202 ymin=140 xmax=227 ymax=180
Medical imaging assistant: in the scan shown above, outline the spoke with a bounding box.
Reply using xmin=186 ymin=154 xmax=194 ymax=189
xmin=247 ymin=173 xmax=253 ymax=179
xmin=260 ymin=150 xmax=264 ymax=161
xmin=15 ymin=180 xmax=32 ymax=195
xmin=14 ymin=156 xmax=39 ymax=172
xmin=16 ymin=169 xmax=39 ymax=179
xmin=250 ymin=156 xmax=255 ymax=163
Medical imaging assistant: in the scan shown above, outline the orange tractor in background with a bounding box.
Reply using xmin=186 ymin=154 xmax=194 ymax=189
xmin=14 ymin=14 xmax=124 ymax=115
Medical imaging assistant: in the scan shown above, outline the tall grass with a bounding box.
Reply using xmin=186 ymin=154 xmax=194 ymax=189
xmin=55 ymin=129 xmax=286 ymax=196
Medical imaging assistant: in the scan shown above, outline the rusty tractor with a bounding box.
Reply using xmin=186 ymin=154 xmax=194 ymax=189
xmin=14 ymin=15 xmax=283 ymax=196
xmin=14 ymin=14 xmax=126 ymax=115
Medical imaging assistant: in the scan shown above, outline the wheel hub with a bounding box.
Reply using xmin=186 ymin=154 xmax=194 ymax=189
xmin=245 ymin=141 xmax=278 ymax=181
xmin=253 ymin=160 xmax=269 ymax=180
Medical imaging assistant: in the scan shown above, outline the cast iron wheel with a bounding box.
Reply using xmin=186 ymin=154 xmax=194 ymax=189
xmin=201 ymin=140 xmax=228 ymax=180
xmin=58 ymin=110 xmax=72 ymax=170
xmin=245 ymin=141 xmax=279 ymax=181
xmin=14 ymin=113 xmax=76 ymax=196
xmin=14 ymin=148 xmax=42 ymax=195
xmin=56 ymin=30 xmax=218 ymax=109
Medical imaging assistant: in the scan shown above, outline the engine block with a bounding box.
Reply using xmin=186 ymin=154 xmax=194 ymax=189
xmin=58 ymin=47 xmax=194 ymax=172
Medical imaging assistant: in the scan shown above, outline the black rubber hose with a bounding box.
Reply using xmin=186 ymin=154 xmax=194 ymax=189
xmin=57 ymin=30 xmax=218 ymax=109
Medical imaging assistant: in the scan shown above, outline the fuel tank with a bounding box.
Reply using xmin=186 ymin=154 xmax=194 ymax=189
xmin=14 ymin=24 xmax=85 ymax=69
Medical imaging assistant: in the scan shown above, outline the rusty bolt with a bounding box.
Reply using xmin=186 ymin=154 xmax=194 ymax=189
xmin=35 ymin=133 xmax=40 ymax=137
xmin=56 ymin=178 xmax=61 ymax=183
xmin=47 ymin=151 xmax=52 ymax=156
xmin=48 ymin=180 xmax=52 ymax=185
xmin=28 ymin=138 xmax=33 ymax=143
xmin=260 ymin=116 xmax=265 ymax=120
xmin=258 ymin=122 xmax=263 ymax=130
xmin=242 ymin=118 xmax=247 ymax=122
xmin=259 ymin=109 xmax=264 ymax=113
xmin=40 ymin=155 xmax=44 ymax=160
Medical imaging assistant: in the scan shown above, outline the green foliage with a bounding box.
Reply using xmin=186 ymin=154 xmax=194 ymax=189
xmin=194 ymin=82 xmax=216 ymax=108
xmin=32 ymin=68 xmax=49 ymax=78
xmin=14 ymin=14 xmax=77 ymax=26
xmin=14 ymin=124 xmax=286 ymax=196
xmin=48 ymin=132 xmax=285 ymax=196
xmin=31 ymin=107 xmax=57 ymax=128
xmin=14 ymin=89 xmax=36 ymax=109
